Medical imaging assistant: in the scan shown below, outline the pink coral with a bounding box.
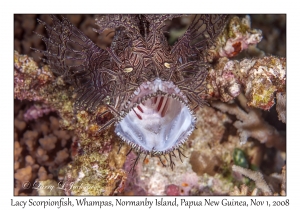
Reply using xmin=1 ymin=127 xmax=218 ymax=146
xmin=206 ymin=56 xmax=286 ymax=111
xmin=179 ymin=172 xmax=199 ymax=195
xmin=165 ymin=184 xmax=180 ymax=196
xmin=24 ymin=104 xmax=55 ymax=121
xmin=218 ymin=31 xmax=262 ymax=58
xmin=14 ymin=51 xmax=54 ymax=102
xmin=218 ymin=16 xmax=262 ymax=58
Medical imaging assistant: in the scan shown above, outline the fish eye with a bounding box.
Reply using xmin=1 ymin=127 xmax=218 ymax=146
xmin=164 ymin=62 xmax=171 ymax=68
xmin=123 ymin=67 xmax=133 ymax=73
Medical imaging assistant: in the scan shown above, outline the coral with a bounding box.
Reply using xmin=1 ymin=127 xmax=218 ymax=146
xmin=37 ymin=180 xmax=65 ymax=196
xmin=280 ymin=165 xmax=286 ymax=196
xmin=206 ymin=56 xmax=286 ymax=110
xmin=55 ymin=148 xmax=69 ymax=164
xmin=39 ymin=134 xmax=57 ymax=151
xmin=251 ymin=15 xmax=286 ymax=57
xmin=15 ymin=166 xmax=32 ymax=186
xmin=204 ymin=16 xmax=286 ymax=111
xmin=105 ymin=169 xmax=128 ymax=195
xmin=62 ymin=152 xmax=108 ymax=195
xmin=232 ymin=165 xmax=272 ymax=195
xmin=276 ymin=92 xmax=286 ymax=123
xmin=229 ymin=184 xmax=259 ymax=196
xmin=165 ymin=184 xmax=180 ymax=196
xmin=24 ymin=104 xmax=55 ymax=121
xmin=37 ymin=166 xmax=48 ymax=181
xmin=14 ymin=99 xmax=74 ymax=195
xmin=208 ymin=15 xmax=263 ymax=60
xmin=212 ymin=94 xmax=285 ymax=150
xmin=178 ymin=172 xmax=199 ymax=195
xmin=14 ymin=141 xmax=23 ymax=162
xmin=120 ymin=152 xmax=147 ymax=195
xmin=22 ymin=130 xmax=39 ymax=152
xmin=206 ymin=57 xmax=242 ymax=102
xmin=231 ymin=164 xmax=286 ymax=196
xmin=14 ymin=15 xmax=106 ymax=61
xmin=14 ymin=115 xmax=26 ymax=131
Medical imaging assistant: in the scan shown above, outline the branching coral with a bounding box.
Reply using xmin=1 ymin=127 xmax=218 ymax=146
xmin=276 ymin=92 xmax=286 ymax=123
xmin=14 ymin=110 xmax=74 ymax=195
xmin=14 ymin=52 xmax=54 ymax=102
xmin=211 ymin=94 xmax=285 ymax=150
xmin=280 ymin=165 xmax=286 ymax=196
xmin=24 ymin=104 xmax=55 ymax=121
xmin=232 ymin=165 xmax=272 ymax=195
xmin=231 ymin=165 xmax=286 ymax=195
xmin=229 ymin=184 xmax=259 ymax=196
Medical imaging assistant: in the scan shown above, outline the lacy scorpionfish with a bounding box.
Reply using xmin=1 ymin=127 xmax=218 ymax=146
xmin=36 ymin=15 xmax=227 ymax=169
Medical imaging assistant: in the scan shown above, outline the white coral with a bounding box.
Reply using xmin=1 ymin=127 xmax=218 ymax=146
xmin=276 ymin=92 xmax=286 ymax=123
xmin=232 ymin=165 xmax=272 ymax=194
xmin=212 ymin=94 xmax=285 ymax=150
xmin=218 ymin=16 xmax=262 ymax=58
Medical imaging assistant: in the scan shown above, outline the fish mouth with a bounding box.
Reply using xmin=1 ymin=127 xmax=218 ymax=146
xmin=115 ymin=79 xmax=196 ymax=155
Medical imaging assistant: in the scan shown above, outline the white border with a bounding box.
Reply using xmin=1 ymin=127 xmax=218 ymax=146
xmin=3 ymin=0 xmax=298 ymax=209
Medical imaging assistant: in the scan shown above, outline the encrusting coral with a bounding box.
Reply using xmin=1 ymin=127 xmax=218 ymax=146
xmin=207 ymin=15 xmax=263 ymax=60
xmin=206 ymin=56 xmax=286 ymax=111
xmin=14 ymin=50 xmax=126 ymax=195
xmin=14 ymin=14 xmax=286 ymax=196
